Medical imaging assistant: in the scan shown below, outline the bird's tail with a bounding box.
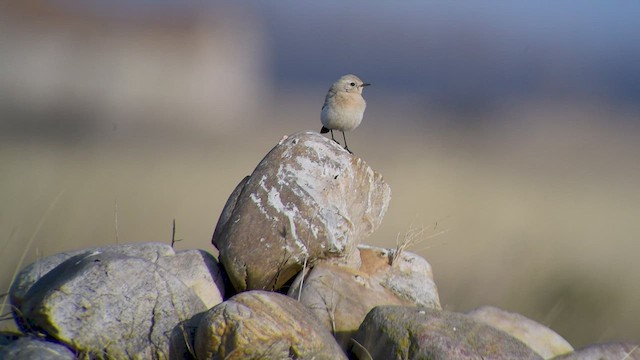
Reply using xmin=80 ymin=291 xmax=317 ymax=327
xmin=320 ymin=126 xmax=330 ymax=134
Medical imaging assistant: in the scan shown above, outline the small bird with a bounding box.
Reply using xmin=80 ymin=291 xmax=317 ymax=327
xmin=320 ymin=74 xmax=370 ymax=153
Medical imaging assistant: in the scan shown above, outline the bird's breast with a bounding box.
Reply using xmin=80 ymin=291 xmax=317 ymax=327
xmin=320 ymin=93 xmax=366 ymax=131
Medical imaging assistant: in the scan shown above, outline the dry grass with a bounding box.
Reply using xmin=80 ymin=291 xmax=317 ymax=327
xmin=390 ymin=221 xmax=448 ymax=266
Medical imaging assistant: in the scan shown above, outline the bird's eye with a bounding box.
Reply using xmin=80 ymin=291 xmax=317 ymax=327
xmin=350 ymin=82 xmax=356 ymax=87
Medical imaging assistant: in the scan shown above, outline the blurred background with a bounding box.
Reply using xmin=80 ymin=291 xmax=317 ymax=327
xmin=1 ymin=0 xmax=639 ymax=347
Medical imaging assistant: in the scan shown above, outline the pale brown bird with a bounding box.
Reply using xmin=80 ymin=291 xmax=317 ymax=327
xmin=320 ymin=74 xmax=370 ymax=153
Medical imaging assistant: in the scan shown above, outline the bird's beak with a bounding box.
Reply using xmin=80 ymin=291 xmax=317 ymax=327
xmin=361 ymin=83 xmax=371 ymax=87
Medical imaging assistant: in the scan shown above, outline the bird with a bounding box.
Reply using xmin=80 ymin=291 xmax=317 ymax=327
xmin=320 ymin=74 xmax=370 ymax=153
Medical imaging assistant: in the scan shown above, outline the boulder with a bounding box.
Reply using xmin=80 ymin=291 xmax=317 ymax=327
xmin=10 ymin=243 xmax=175 ymax=314
xmin=194 ymin=290 xmax=347 ymax=360
xmin=352 ymin=306 xmax=542 ymax=360
xmin=468 ymin=305 xmax=573 ymax=359
xmin=213 ymin=132 xmax=391 ymax=291
xmin=19 ymin=251 xmax=208 ymax=359
xmin=10 ymin=243 xmax=224 ymax=330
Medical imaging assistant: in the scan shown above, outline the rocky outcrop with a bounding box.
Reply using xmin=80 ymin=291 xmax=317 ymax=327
xmin=213 ymin=132 xmax=391 ymax=291
xmin=468 ymin=305 xmax=573 ymax=359
xmin=4 ymin=132 xmax=637 ymax=359
xmin=194 ymin=291 xmax=347 ymax=360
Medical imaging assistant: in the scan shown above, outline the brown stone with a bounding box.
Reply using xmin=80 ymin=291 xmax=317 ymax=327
xmin=213 ymin=132 xmax=391 ymax=291
xmin=194 ymin=290 xmax=347 ymax=360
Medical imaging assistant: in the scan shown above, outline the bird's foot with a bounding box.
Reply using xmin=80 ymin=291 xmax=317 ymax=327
xmin=344 ymin=146 xmax=353 ymax=154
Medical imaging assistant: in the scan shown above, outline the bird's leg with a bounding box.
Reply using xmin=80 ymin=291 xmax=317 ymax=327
xmin=330 ymin=129 xmax=339 ymax=144
xmin=342 ymin=131 xmax=353 ymax=154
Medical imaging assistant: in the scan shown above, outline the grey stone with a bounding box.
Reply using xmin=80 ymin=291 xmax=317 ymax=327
xmin=20 ymin=251 xmax=207 ymax=359
xmin=10 ymin=242 xmax=175 ymax=318
xmin=10 ymin=243 xmax=224 ymax=332
xmin=468 ymin=305 xmax=573 ymax=359
xmin=352 ymin=306 xmax=542 ymax=360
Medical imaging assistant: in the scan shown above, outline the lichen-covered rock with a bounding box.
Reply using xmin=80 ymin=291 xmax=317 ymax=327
xmin=550 ymin=342 xmax=640 ymax=360
xmin=352 ymin=306 xmax=542 ymax=360
xmin=10 ymin=242 xmax=175 ymax=316
xmin=194 ymin=290 xmax=347 ymax=360
xmin=288 ymin=246 xmax=440 ymax=350
xmin=213 ymin=132 xmax=391 ymax=291
xmin=19 ymin=251 xmax=208 ymax=359
xmin=10 ymin=243 xmax=224 ymax=331
xmin=0 ymin=336 xmax=76 ymax=360
xmin=468 ymin=306 xmax=573 ymax=359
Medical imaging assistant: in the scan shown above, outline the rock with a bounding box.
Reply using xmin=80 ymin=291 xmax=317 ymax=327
xmin=157 ymin=249 xmax=225 ymax=308
xmin=288 ymin=246 xmax=440 ymax=350
xmin=352 ymin=306 xmax=542 ymax=360
xmin=213 ymin=132 xmax=391 ymax=291
xmin=468 ymin=306 xmax=573 ymax=359
xmin=10 ymin=243 xmax=174 ymax=314
xmin=550 ymin=342 xmax=640 ymax=360
xmin=20 ymin=251 xmax=208 ymax=359
xmin=359 ymin=245 xmax=441 ymax=309
xmin=10 ymin=243 xmax=224 ymax=330
xmin=169 ymin=312 xmax=206 ymax=360
xmin=288 ymin=262 xmax=409 ymax=350
xmin=0 ymin=336 xmax=76 ymax=360
xmin=194 ymin=290 xmax=347 ymax=360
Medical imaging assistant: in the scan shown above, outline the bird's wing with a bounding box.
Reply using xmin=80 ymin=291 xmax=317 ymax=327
xmin=322 ymin=89 xmax=336 ymax=110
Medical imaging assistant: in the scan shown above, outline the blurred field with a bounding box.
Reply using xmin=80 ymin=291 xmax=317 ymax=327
xmin=2 ymin=94 xmax=640 ymax=347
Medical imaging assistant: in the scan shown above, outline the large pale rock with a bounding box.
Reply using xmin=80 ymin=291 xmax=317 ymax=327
xmin=213 ymin=132 xmax=391 ymax=291
xmin=10 ymin=242 xmax=174 ymax=312
xmin=352 ymin=306 xmax=542 ymax=360
xmin=10 ymin=243 xmax=224 ymax=330
xmin=194 ymin=290 xmax=347 ymax=360
xmin=19 ymin=251 xmax=208 ymax=359
xmin=468 ymin=306 xmax=573 ymax=359
xmin=288 ymin=245 xmax=440 ymax=350
xmin=0 ymin=337 xmax=76 ymax=360
xmin=550 ymin=343 xmax=640 ymax=360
